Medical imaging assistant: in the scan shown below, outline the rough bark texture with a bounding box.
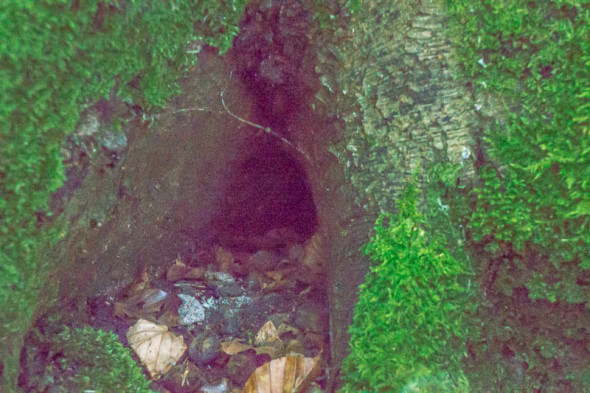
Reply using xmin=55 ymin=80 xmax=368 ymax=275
xmin=333 ymin=0 xmax=477 ymax=210
xmin=320 ymin=0 xmax=480 ymax=389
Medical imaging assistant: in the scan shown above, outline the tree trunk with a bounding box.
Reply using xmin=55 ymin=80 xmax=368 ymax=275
xmin=314 ymin=0 xmax=480 ymax=389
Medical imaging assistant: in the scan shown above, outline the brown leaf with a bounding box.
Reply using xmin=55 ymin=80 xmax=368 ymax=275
xmin=215 ymin=247 xmax=234 ymax=273
xmin=166 ymin=261 xmax=191 ymax=283
xmin=284 ymin=339 xmax=304 ymax=356
xmin=255 ymin=321 xmax=281 ymax=346
xmin=261 ymin=279 xmax=295 ymax=294
xmin=254 ymin=340 xmax=284 ymax=360
xmin=125 ymin=267 xmax=150 ymax=296
xmin=114 ymin=288 xmax=169 ymax=320
xmin=241 ymin=351 xmax=322 ymax=393
xmin=157 ymin=309 xmax=182 ymax=327
xmin=277 ymin=323 xmax=300 ymax=337
xmin=184 ymin=267 xmax=206 ymax=280
xmin=221 ymin=339 xmax=253 ymax=355
xmin=126 ymin=319 xmax=187 ymax=380
xmin=298 ymin=233 xmax=326 ymax=284
xmin=113 ymin=301 xmax=133 ymax=319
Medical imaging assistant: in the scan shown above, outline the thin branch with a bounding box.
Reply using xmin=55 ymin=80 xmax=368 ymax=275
xmin=151 ymin=106 xmax=217 ymax=119
xmin=220 ymin=88 xmax=312 ymax=163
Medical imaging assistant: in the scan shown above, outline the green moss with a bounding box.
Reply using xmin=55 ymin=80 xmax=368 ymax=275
xmin=49 ymin=326 xmax=154 ymax=393
xmin=444 ymin=1 xmax=590 ymax=390
xmin=340 ymin=180 xmax=472 ymax=393
xmin=446 ymin=0 xmax=590 ymax=274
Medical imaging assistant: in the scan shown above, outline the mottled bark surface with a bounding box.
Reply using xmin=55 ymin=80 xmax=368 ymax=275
xmin=333 ymin=0 xmax=477 ymax=211
xmin=322 ymin=0 xmax=480 ymax=388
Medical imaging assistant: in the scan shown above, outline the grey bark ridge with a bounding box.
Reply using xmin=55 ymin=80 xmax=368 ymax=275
xmin=323 ymin=0 xmax=479 ymax=390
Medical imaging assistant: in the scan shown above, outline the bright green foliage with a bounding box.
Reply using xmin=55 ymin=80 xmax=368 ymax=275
xmin=447 ymin=0 xmax=590 ymax=280
xmin=445 ymin=1 xmax=590 ymax=390
xmin=340 ymin=181 xmax=471 ymax=393
xmin=0 ymin=1 xmax=246 ymax=390
xmin=50 ymin=326 xmax=154 ymax=393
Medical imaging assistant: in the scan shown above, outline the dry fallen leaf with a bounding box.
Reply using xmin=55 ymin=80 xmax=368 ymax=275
xmin=221 ymin=339 xmax=253 ymax=355
xmin=157 ymin=309 xmax=182 ymax=327
xmin=184 ymin=267 xmax=206 ymax=280
xmin=284 ymin=339 xmax=304 ymax=356
xmin=255 ymin=321 xmax=281 ymax=346
xmin=114 ymin=288 xmax=169 ymax=319
xmin=215 ymin=247 xmax=234 ymax=273
xmin=166 ymin=259 xmax=191 ymax=282
xmin=126 ymin=319 xmax=187 ymax=380
xmin=241 ymin=351 xmax=322 ymax=393
xmin=277 ymin=323 xmax=300 ymax=337
xmin=124 ymin=267 xmax=150 ymax=297
xmin=262 ymin=279 xmax=295 ymax=293
xmin=254 ymin=339 xmax=284 ymax=360
xmin=166 ymin=258 xmax=206 ymax=282
xmin=298 ymin=233 xmax=326 ymax=284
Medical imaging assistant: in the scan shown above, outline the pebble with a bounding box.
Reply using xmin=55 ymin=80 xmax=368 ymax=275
xmin=226 ymin=352 xmax=257 ymax=386
xmin=218 ymin=282 xmax=243 ymax=297
xmin=248 ymin=250 xmax=280 ymax=271
xmin=189 ymin=333 xmax=222 ymax=367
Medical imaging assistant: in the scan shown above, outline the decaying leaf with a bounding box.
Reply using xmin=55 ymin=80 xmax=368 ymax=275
xmin=157 ymin=308 xmax=182 ymax=327
xmin=126 ymin=319 xmax=187 ymax=380
xmin=123 ymin=267 xmax=150 ymax=297
xmin=255 ymin=321 xmax=282 ymax=346
xmin=254 ymin=339 xmax=284 ymax=360
xmin=284 ymin=339 xmax=304 ymax=356
xmin=215 ymin=247 xmax=235 ymax=273
xmin=166 ymin=258 xmax=206 ymax=282
xmin=262 ymin=279 xmax=295 ymax=293
xmin=253 ymin=321 xmax=285 ymax=359
xmin=298 ymin=233 xmax=326 ymax=284
xmin=241 ymin=351 xmax=322 ymax=393
xmin=221 ymin=339 xmax=253 ymax=355
xmin=277 ymin=323 xmax=300 ymax=337
xmin=201 ymin=378 xmax=229 ymax=393
xmin=114 ymin=288 xmax=169 ymax=319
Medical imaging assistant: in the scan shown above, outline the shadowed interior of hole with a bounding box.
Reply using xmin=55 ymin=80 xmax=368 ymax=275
xmin=211 ymin=135 xmax=317 ymax=248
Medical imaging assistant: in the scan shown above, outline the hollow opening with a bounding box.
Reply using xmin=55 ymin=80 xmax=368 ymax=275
xmin=211 ymin=134 xmax=317 ymax=251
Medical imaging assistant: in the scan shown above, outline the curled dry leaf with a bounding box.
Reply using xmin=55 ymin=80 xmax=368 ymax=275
xmin=201 ymin=378 xmax=229 ymax=393
xmin=277 ymin=323 xmax=300 ymax=337
xmin=126 ymin=319 xmax=187 ymax=380
xmin=254 ymin=339 xmax=284 ymax=360
xmin=114 ymin=288 xmax=169 ymax=319
xmin=298 ymin=233 xmax=326 ymax=284
xmin=215 ymin=247 xmax=235 ymax=273
xmin=167 ymin=258 xmax=206 ymax=282
xmin=221 ymin=339 xmax=253 ymax=355
xmin=124 ymin=267 xmax=150 ymax=297
xmin=241 ymin=351 xmax=322 ymax=393
xmin=255 ymin=321 xmax=281 ymax=346
xmin=262 ymin=279 xmax=295 ymax=294
xmin=284 ymin=339 xmax=304 ymax=356
xmin=254 ymin=320 xmax=284 ymax=359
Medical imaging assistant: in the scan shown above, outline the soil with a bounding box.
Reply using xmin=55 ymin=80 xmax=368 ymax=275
xmin=19 ymin=1 xmax=341 ymax=392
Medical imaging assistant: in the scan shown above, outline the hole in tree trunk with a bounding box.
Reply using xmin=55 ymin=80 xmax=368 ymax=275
xmin=211 ymin=134 xmax=317 ymax=251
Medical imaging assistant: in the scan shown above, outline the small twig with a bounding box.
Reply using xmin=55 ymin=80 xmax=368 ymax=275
xmin=220 ymin=88 xmax=312 ymax=163
xmin=151 ymin=106 xmax=217 ymax=119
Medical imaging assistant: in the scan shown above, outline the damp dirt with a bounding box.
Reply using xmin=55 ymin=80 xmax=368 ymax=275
xmin=20 ymin=1 xmax=345 ymax=392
